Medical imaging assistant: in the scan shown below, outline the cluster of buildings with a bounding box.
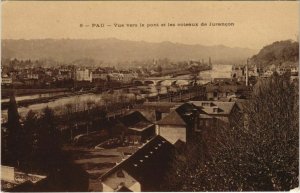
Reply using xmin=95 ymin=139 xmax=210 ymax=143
xmin=99 ymin=100 xmax=243 ymax=191
xmin=231 ymin=63 xmax=299 ymax=82
xmin=205 ymin=79 xmax=249 ymax=101
xmin=199 ymin=63 xmax=299 ymax=102
xmin=1 ymin=57 xmax=215 ymax=88
xmin=2 ymin=98 xmax=244 ymax=192
xmin=1 ymin=66 xmax=140 ymax=87
xmin=1 ymin=58 xmax=298 ymax=192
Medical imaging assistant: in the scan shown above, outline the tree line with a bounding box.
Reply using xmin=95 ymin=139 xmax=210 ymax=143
xmin=2 ymin=94 xmax=62 ymax=174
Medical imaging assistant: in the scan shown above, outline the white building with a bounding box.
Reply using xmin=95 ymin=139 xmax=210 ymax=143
xmin=211 ymin=64 xmax=233 ymax=80
xmin=1 ymin=74 xmax=13 ymax=85
xmin=75 ymin=69 xmax=92 ymax=82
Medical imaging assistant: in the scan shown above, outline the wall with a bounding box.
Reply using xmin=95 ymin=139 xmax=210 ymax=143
xmin=102 ymin=182 xmax=114 ymax=192
xmin=76 ymin=69 xmax=92 ymax=82
xmin=211 ymin=114 xmax=229 ymax=124
xmin=158 ymin=125 xmax=186 ymax=144
xmin=101 ymin=170 xmax=139 ymax=191
xmin=1 ymin=165 xmax=15 ymax=182
xmin=129 ymin=181 xmax=142 ymax=192
xmin=206 ymin=92 xmax=214 ymax=100
xmin=211 ymin=64 xmax=233 ymax=79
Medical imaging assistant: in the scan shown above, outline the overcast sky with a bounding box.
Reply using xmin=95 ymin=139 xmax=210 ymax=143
xmin=2 ymin=1 xmax=299 ymax=49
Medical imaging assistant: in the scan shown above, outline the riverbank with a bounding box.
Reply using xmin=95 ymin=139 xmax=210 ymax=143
xmin=1 ymin=91 xmax=88 ymax=110
xmin=1 ymin=88 xmax=70 ymax=99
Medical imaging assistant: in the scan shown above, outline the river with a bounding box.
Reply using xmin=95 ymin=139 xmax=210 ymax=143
xmin=1 ymin=73 xmax=204 ymax=124
xmin=1 ymin=91 xmax=71 ymax=103
xmin=1 ymin=85 xmax=172 ymax=123
xmin=1 ymin=93 xmax=104 ymax=123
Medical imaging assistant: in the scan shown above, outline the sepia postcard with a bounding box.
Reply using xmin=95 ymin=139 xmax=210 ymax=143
xmin=1 ymin=1 xmax=299 ymax=192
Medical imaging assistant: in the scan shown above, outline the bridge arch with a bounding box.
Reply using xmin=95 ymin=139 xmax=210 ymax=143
xmin=156 ymin=80 xmax=163 ymax=86
xmin=144 ymin=80 xmax=155 ymax=85
xmin=133 ymin=80 xmax=143 ymax=86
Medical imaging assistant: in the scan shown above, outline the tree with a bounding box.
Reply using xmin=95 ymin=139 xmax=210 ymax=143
xmin=36 ymin=107 xmax=62 ymax=172
xmin=86 ymin=100 xmax=94 ymax=135
xmin=65 ymin=103 xmax=74 ymax=140
xmin=118 ymin=94 xmax=128 ymax=109
xmin=6 ymin=92 xmax=25 ymax=166
xmin=22 ymin=110 xmax=39 ymax=171
xmin=162 ymin=72 xmax=299 ymax=191
xmin=102 ymin=93 xmax=112 ymax=111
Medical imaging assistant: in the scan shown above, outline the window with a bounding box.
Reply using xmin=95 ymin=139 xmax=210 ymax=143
xmin=199 ymin=120 xmax=204 ymax=126
xmin=117 ymin=170 xmax=125 ymax=178
xmin=203 ymin=102 xmax=211 ymax=106
xmin=213 ymin=108 xmax=219 ymax=113
xmin=205 ymin=120 xmax=210 ymax=127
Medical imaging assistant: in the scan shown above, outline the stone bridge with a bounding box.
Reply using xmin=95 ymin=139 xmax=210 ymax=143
xmin=132 ymin=77 xmax=195 ymax=86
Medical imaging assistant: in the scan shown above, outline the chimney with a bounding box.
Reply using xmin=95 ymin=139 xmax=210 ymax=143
xmin=246 ymin=59 xmax=249 ymax=86
xmin=155 ymin=125 xmax=160 ymax=135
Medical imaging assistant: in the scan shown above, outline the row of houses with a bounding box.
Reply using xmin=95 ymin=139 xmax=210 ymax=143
xmin=73 ymin=69 xmax=139 ymax=83
xmin=205 ymin=79 xmax=250 ymax=101
xmin=1 ymin=66 xmax=140 ymax=86
xmin=232 ymin=64 xmax=299 ymax=80
xmin=91 ymin=99 xmax=242 ymax=148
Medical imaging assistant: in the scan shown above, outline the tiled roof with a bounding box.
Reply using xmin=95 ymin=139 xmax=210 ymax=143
xmin=100 ymin=135 xmax=174 ymax=189
xmin=189 ymin=101 xmax=236 ymax=115
xmin=120 ymin=111 xmax=154 ymax=131
xmin=205 ymin=80 xmax=247 ymax=93
xmin=120 ymin=111 xmax=152 ymax=126
xmin=141 ymin=102 xmax=182 ymax=113
xmin=127 ymin=122 xmax=154 ymax=132
xmin=156 ymin=110 xmax=187 ymax=126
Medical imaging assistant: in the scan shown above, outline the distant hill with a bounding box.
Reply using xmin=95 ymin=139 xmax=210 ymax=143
xmin=251 ymin=40 xmax=299 ymax=67
xmin=2 ymin=38 xmax=257 ymax=66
